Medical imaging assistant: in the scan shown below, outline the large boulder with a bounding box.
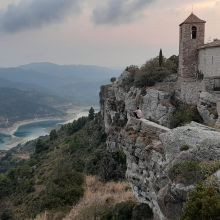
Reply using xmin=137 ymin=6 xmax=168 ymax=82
xmin=197 ymin=92 xmax=219 ymax=126
xmin=122 ymin=121 xmax=220 ymax=220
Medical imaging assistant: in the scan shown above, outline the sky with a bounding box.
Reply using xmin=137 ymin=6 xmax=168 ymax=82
xmin=0 ymin=0 xmax=219 ymax=68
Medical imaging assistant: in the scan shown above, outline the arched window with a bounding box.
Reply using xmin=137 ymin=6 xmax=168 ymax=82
xmin=192 ymin=26 xmax=197 ymax=39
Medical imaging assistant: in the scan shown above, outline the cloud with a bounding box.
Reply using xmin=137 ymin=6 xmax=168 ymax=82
xmin=92 ymin=0 xmax=154 ymax=25
xmin=0 ymin=0 xmax=83 ymax=33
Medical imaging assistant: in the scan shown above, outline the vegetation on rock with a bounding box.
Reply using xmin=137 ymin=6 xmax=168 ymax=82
xmin=169 ymin=160 xmax=220 ymax=185
xmin=0 ymin=112 xmax=127 ymax=219
xmin=170 ymin=104 xmax=203 ymax=128
xmin=123 ymin=55 xmax=178 ymax=89
xmin=180 ymin=145 xmax=190 ymax=151
xmin=181 ymin=183 xmax=220 ymax=220
xmin=111 ymin=77 xmax=117 ymax=83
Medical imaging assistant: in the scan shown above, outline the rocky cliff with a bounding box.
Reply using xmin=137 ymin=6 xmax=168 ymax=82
xmin=100 ymin=71 xmax=220 ymax=220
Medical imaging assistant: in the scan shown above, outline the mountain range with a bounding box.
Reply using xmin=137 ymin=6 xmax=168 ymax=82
xmin=0 ymin=63 xmax=121 ymax=126
xmin=0 ymin=63 xmax=121 ymax=104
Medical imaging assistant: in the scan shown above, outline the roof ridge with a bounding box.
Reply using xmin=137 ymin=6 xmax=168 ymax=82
xmin=198 ymin=39 xmax=220 ymax=49
xmin=180 ymin=13 xmax=206 ymax=26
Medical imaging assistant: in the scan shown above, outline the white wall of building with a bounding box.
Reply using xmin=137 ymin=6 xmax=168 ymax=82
xmin=198 ymin=47 xmax=220 ymax=78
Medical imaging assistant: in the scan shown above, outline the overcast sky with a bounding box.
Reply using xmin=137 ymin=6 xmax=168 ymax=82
xmin=0 ymin=0 xmax=219 ymax=68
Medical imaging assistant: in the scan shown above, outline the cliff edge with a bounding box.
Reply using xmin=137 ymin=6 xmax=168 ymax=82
xmin=100 ymin=70 xmax=220 ymax=220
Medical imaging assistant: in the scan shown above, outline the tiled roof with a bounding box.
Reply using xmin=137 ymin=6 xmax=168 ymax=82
xmin=180 ymin=13 xmax=206 ymax=26
xmin=199 ymin=40 xmax=220 ymax=49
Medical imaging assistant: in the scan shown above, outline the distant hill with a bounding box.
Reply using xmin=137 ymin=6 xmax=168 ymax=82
xmin=20 ymin=62 xmax=120 ymax=82
xmin=0 ymin=63 xmax=121 ymax=104
xmin=0 ymin=88 xmax=64 ymax=127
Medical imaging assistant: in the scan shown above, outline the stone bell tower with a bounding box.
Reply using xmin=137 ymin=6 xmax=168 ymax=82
xmin=179 ymin=13 xmax=206 ymax=79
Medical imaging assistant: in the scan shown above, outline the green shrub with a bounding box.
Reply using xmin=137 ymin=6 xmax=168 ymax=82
xmin=132 ymin=203 xmax=153 ymax=219
xmin=122 ymin=55 xmax=177 ymax=89
xmin=167 ymin=55 xmax=179 ymax=73
xmin=101 ymin=201 xmax=135 ymax=220
xmin=31 ymin=160 xmax=84 ymax=213
xmin=125 ymin=65 xmax=139 ymax=75
xmin=134 ymin=56 xmax=177 ymax=88
xmin=1 ymin=209 xmax=13 ymax=220
xmin=180 ymin=145 xmax=190 ymax=151
xmin=134 ymin=66 xmax=171 ymax=88
xmin=111 ymin=77 xmax=117 ymax=83
xmin=50 ymin=129 xmax=58 ymax=141
xmin=62 ymin=116 xmax=87 ymax=135
xmin=169 ymin=161 xmax=202 ymax=185
xmin=200 ymin=161 xmax=220 ymax=179
xmin=0 ymin=174 xmax=11 ymax=198
xmin=170 ymin=105 xmax=203 ymax=128
xmin=85 ymin=149 xmax=127 ymax=182
xmin=169 ymin=160 xmax=220 ymax=185
xmin=181 ymin=184 xmax=220 ymax=220
xmin=101 ymin=201 xmax=153 ymax=220
xmin=69 ymin=136 xmax=83 ymax=153
xmin=121 ymin=67 xmax=137 ymax=89
xmin=112 ymin=113 xmax=128 ymax=127
xmin=35 ymin=139 xmax=49 ymax=154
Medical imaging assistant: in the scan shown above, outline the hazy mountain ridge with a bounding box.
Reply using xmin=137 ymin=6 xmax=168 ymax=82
xmin=0 ymin=63 xmax=120 ymax=127
xmin=0 ymin=87 xmax=64 ymax=128
xmin=0 ymin=63 xmax=121 ymax=104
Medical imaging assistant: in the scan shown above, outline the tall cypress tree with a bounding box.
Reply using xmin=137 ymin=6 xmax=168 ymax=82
xmin=159 ymin=49 xmax=163 ymax=67
xmin=88 ymin=107 xmax=95 ymax=120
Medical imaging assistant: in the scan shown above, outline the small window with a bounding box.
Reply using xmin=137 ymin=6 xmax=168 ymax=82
xmin=214 ymin=78 xmax=220 ymax=91
xmin=192 ymin=26 xmax=197 ymax=39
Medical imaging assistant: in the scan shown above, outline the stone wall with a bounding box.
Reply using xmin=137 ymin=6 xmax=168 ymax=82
xmin=179 ymin=22 xmax=205 ymax=79
xmin=179 ymin=79 xmax=205 ymax=105
xmin=198 ymin=47 xmax=220 ymax=78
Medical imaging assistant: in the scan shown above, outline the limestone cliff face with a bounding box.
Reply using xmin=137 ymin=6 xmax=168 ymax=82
xmin=100 ymin=72 xmax=220 ymax=220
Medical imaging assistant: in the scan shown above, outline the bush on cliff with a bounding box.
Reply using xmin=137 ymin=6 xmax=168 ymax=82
xmin=124 ymin=55 xmax=178 ymax=89
xmin=169 ymin=160 xmax=220 ymax=185
xmin=101 ymin=201 xmax=153 ymax=220
xmin=181 ymin=183 xmax=220 ymax=220
xmin=134 ymin=64 xmax=171 ymax=87
xmin=169 ymin=161 xmax=203 ymax=185
xmin=170 ymin=105 xmax=203 ymax=128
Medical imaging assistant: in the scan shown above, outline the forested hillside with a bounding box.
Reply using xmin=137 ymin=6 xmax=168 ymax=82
xmin=0 ymin=112 xmax=147 ymax=220
xmin=0 ymin=88 xmax=65 ymax=127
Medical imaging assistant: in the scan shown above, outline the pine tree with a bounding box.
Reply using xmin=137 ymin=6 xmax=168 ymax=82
xmin=50 ymin=129 xmax=58 ymax=141
xmin=88 ymin=107 xmax=95 ymax=120
xmin=159 ymin=49 xmax=163 ymax=67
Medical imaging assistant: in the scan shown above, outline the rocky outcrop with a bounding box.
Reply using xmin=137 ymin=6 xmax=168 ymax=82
xmin=107 ymin=117 xmax=220 ymax=220
xmin=100 ymin=71 xmax=176 ymax=131
xmin=100 ymin=74 xmax=220 ymax=220
xmin=197 ymin=91 xmax=220 ymax=126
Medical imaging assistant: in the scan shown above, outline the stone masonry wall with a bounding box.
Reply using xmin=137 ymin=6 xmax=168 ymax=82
xmin=179 ymin=22 xmax=205 ymax=79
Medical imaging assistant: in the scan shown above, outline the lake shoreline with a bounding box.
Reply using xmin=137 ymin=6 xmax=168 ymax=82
xmin=0 ymin=116 xmax=67 ymax=136
xmin=0 ymin=106 xmax=99 ymax=151
xmin=0 ymin=105 xmax=93 ymax=136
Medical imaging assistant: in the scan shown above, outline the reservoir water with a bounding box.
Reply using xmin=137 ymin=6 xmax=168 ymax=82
xmin=0 ymin=107 xmax=93 ymax=150
xmin=0 ymin=119 xmax=64 ymax=150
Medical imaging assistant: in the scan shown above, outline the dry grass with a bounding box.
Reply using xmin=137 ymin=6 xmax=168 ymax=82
xmin=34 ymin=211 xmax=65 ymax=220
xmin=63 ymin=176 xmax=136 ymax=220
xmin=33 ymin=176 xmax=135 ymax=220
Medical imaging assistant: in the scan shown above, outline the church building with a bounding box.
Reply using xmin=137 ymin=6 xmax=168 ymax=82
xmin=179 ymin=13 xmax=220 ymax=91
